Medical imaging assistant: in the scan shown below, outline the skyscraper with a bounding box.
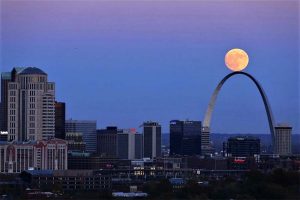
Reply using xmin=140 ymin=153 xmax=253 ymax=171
xmin=97 ymin=127 xmax=143 ymax=159
xmin=5 ymin=67 xmax=55 ymax=141
xmin=65 ymin=120 xmax=97 ymax=153
xmin=117 ymin=128 xmax=143 ymax=160
xmin=143 ymin=121 xmax=161 ymax=158
xmin=1 ymin=68 xmax=25 ymax=132
xmin=274 ymin=124 xmax=292 ymax=155
xmin=0 ymin=72 xmax=13 ymax=131
xmin=169 ymin=120 xmax=183 ymax=155
xmin=97 ymin=126 xmax=119 ymax=157
xmin=225 ymin=136 xmax=260 ymax=157
xmin=55 ymin=101 xmax=66 ymax=139
xmin=134 ymin=133 xmax=143 ymax=159
xmin=170 ymin=120 xmax=202 ymax=156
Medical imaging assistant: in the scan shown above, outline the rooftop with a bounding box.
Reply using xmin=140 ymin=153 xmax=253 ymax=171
xmin=19 ymin=67 xmax=47 ymax=75
xmin=11 ymin=67 xmax=26 ymax=74
xmin=275 ymin=123 xmax=292 ymax=128
xmin=1 ymin=72 xmax=11 ymax=80
xmin=24 ymin=170 xmax=53 ymax=176
xmin=228 ymin=136 xmax=260 ymax=141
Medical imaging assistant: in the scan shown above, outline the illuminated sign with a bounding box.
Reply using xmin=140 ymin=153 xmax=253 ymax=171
xmin=130 ymin=128 xmax=136 ymax=133
xmin=233 ymin=158 xmax=246 ymax=164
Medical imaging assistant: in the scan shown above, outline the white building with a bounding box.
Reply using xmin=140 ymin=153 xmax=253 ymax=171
xmin=274 ymin=123 xmax=292 ymax=155
xmin=0 ymin=138 xmax=68 ymax=173
xmin=7 ymin=67 xmax=55 ymax=141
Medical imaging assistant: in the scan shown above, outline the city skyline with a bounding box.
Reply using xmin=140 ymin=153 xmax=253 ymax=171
xmin=1 ymin=1 xmax=299 ymax=134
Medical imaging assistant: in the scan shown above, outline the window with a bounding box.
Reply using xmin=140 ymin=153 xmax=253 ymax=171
xmin=29 ymin=123 xmax=35 ymax=128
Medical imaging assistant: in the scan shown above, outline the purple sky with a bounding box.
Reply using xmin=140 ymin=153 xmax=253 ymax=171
xmin=1 ymin=0 xmax=299 ymax=134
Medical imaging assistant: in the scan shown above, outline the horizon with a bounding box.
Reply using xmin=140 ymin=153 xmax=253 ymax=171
xmin=1 ymin=1 xmax=299 ymax=134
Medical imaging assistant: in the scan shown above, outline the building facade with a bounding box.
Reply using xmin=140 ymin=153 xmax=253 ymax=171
xmin=97 ymin=127 xmax=119 ymax=157
xmin=143 ymin=121 xmax=161 ymax=158
xmin=21 ymin=170 xmax=111 ymax=191
xmin=65 ymin=132 xmax=86 ymax=152
xmin=55 ymin=101 xmax=65 ymax=139
xmin=0 ymin=70 xmax=18 ymax=132
xmin=97 ymin=127 xmax=143 ymax=159
xmin=68 ymin=152 xmax=131 ymax=170
xmin=118 ymin=131 xmax=135 ymax=160
xmin=65 ymin=120 xmax=97 ymax=153
xmin=4 ymin=67 xmax=55 ymax=141
xmin=170 ymin=120 xmax=202 ymax=156
xmin=117 ymin=129 xmax=143 ymax=160
xmin=225 ymin=136 xmax=260 ymax=157
xmin=135 ymin=133 xmax=143 ymax=159
xmin=0 ymin=138 xmax=68 ymax=173
xmin=274 ymin=124 xmax=292 ymax=155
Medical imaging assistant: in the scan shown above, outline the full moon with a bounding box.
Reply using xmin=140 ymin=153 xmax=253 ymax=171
xmin=225 ymin=48 xmax=249 ymax=71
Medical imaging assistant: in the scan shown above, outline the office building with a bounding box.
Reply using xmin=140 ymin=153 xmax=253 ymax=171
xmin=117 ymin=129 xmax=143 ymax=160
xmin=97 ymin=126 xmax=119 ymax=157
xmin=21 ymin=170 xmax=111 ymax=191
xmin=55 ymin=101 xmax=65 ymax=139
xmin=118 ymin=130 xmax=134 ymax=159
xmin=143 ymin=121 xmax=161 ymax=158
xmin=225 ymin=136 xmax=260 ymax=157
xmin=170 ymin=120 xmax=201 ymax=156
xmin=65 ymin=132 xmax=86 ymax=152
xmin=170 ymin=120 xmax=183 ymax=155
xmin=0 ymin=70 xmax=20 ymax=132
xmin=3 ymin=67 xmax=55 ymax=141
xmin=68 ymin=152 xmax=131 ymax=170
xmin=65 ymin=120 xmax=97 ymax=153
xmin=201 ymin=127 xmax=211 ymax=155
xmin=274 ymin=124 xmax=292 ymax=155
xmin=135 ymin=133 xmax=143 ymax=159
xmin=97 ymin=127 xmax=143 ymax=159
xmin=0 ymin=138 xmax=68 ymax=173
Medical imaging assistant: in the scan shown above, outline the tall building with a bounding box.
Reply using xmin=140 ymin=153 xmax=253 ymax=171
xmin=143 ymin=121 xmax=161 ymax=158
xmin=65 ymin=120 xmax=97 ymax=153
xmin=97 ymin=126 xmax=119 ymax=157
xmin=135 ymin=133 xmax=143 ymax=159
xmin=224 ymin=136 xmax=260 ymax=157
xmin=201 ymin=127 xmax=212 ymax=155
xmin=4 ymin=67 xmax=55 ymax=141
xmin=0 ymin=138 xmax=68 ymax=173
xmin=1 ymin=71 xmax=15 ymax=132
xmin=117 ymin=129 xmax=143 ymax=160
xmin=170 ymin=120 xmax=202 ymax=156
xmin=97 ymin=127 xmax=143 ymax=159
xmin=55 ymin=101 xmax=65 ymax=139
xmin=274 ymin=124 xmax=292 ymax=155
xmin=169 ymin=120 xmax=183 ymax=155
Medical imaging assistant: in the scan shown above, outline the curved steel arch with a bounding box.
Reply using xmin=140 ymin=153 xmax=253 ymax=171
xmin=203 ymin=71 xmax=275 ymax=144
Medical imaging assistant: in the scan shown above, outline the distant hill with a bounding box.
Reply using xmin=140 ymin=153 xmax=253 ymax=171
xmin=162 ymin=133 xmax=300 ymax=154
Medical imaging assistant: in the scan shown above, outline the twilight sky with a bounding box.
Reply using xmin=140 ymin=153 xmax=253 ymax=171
xmin=0 ymin=0 xmax=299 ymax=134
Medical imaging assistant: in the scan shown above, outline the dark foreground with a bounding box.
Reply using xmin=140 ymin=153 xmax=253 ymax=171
xmin=0 ymin=169 xmax=299 ymax=200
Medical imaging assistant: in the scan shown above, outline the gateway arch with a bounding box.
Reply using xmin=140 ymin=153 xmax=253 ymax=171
xmin=202 ymin=71 xmax=275 ymax=153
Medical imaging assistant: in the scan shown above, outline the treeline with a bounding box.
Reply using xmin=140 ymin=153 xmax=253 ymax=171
xmin=142 ymin=169 xmax=300 ymax=200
